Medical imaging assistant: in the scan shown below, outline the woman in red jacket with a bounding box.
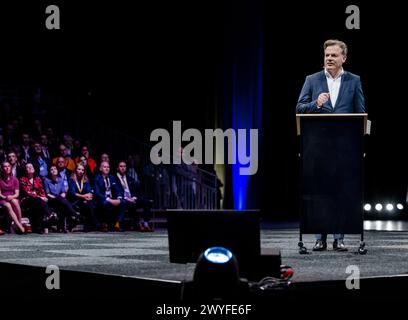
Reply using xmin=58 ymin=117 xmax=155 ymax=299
xmin=20 ymin=162 xmax=52 ymax=233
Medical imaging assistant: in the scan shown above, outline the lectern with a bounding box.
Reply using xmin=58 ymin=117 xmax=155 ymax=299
xmin=296 ymin=113 xmax=369 ymax=254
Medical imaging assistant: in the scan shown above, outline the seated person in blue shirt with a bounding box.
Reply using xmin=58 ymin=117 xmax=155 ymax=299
xmin=94 ymin=161 xmax=125 ymax=232
xmin=56 ymin=156 xmax=72 ymax=192
xmin=44 ymin=165 xmax=80 ymax=232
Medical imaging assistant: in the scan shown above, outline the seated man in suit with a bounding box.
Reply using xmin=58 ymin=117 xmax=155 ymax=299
xmin=296 ymin=39 xmax=366 ymax=251
xmin=94 ymin=161 xmax=125 ymax=231
xmin=29 ymin=141 xmax=51 ymax=178
xmin=116 ymin=161 xmax=153 ymax=232
xmin=7 ymin=151 xmax=24 ymax=178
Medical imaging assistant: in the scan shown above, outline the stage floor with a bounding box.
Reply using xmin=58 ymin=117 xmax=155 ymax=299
xmin=1 ymin=220 xmax=408 ymax=283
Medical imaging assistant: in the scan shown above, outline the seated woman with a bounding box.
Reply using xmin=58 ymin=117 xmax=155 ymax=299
xmin=20 ymin=162 xmax=52 ymax=233
xmin=67 ymin=164 xmax=98 ymax=231
xmin=75 ymin=155 xmax=95 ymax=184
xmin=43 ymin=165 xmax=80 ymax=232
xmin=0 ymin=161 xmax=25 ymax=234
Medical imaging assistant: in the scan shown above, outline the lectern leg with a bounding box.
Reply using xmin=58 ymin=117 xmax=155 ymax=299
xmin=298 ymin=232 xmax=308 ymax=254
xmin=358 ymin=233 xmax=367 ymax=255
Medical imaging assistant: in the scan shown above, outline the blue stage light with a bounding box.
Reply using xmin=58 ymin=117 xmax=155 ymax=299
xmin=204 ymin=247 xmax=233 ymax=264
xmin=193 ymin=246 xmax=242 ymax=300
xmin=229 ymin=21 xmax=263 ymax=211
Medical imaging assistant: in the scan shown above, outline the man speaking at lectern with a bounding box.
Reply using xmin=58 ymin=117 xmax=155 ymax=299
xmin=296 ymin=39 xmax=366 ymax=251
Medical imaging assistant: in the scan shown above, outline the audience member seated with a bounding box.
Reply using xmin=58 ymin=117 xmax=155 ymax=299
xmin=20 ymin=133 xmax=32 ymax=164
xmin=75 ymin=145 xmax=97 ymax=176
xmin=52 ymin=143 xmax=76 ymax=171
xmin=67 ymin=164 xmax=98 ymax=231
xmin=72 ymin=139 xmax=82 ymax=158
xmin=94 ymin=161 xmax=124 ymax=232
xmin=116 ymin=161 xmax=153 ymax=232
xmin=40 ymin=134 xmax=52 ymax=160
xmin=75 ymin=155 xmax=95 ymax=183
xmin=0 ymin=161 xmax=25 ymax=234
xmin=100 ymin=153 xmax=110 ymax=165
xmin=20 ymin=163 xmax=52 ymax=233
xmin=62 ymin=134 xmax=74 ymax=157
xmin=45 ymin=127 xmax=59 ymax=152
xmin=29 ymin=141 xmax=50 ymax=178
xmin=56 ymin=156 xmax=71 ymax=192
xmin=44 ymin=165 xmax=80 ymax=232
xmin=7 ymin=151 xmax=24 ymax=178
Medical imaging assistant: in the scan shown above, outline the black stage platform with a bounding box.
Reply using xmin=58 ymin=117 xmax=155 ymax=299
xmin=1 ymin=221 xmax=408 ymax=316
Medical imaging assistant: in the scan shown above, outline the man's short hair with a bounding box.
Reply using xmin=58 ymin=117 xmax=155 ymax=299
xmin=100 ymin=161 xmax=110 ymax=169
xmin=324 ymin=39 xmax=348 ymax=56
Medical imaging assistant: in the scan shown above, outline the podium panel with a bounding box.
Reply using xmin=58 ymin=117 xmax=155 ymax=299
xmin=298 ymin=115 xmax=365 ymax=234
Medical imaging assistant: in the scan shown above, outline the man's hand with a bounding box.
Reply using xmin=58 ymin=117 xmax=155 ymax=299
xmin=108 ymin=199 xmax=121 ymax=206
xmin=317 ymin=92 xmax=330 ymax=107
xmin=125 ymin=197 xmax=136 ymax=204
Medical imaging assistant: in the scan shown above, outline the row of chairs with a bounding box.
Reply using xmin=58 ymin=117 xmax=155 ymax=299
xmin=0 ymin=204 xmax=154 ymax=234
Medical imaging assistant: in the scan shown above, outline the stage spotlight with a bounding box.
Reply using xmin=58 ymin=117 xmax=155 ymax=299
xmin=397 ymin=203 xmax=404 ymax=210
xmin=192 ymin=246 xmax=246 ymax=300
xmin=364 ymin=204 xmax=372 ymax=211
xmin=386 ymin=204 xmax=394 ymax=211
xmin=204 ymin=246 xmax=233 ymax=264
xmin=375 ymin=204 xmax=383 ymax=211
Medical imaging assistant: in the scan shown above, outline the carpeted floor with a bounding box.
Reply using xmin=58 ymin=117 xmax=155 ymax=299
xmin=1 ymin=222 xmax=408 ymax=283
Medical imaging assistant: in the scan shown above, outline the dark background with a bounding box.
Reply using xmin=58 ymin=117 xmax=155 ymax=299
xmin=1 ymin=1 xmax=406 ymax=219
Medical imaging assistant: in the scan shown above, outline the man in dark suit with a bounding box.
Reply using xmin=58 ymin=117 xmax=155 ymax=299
xmin=29 ymin=141 xmax=51 ymax=178
xmin=94 ymin=161 xmax=124 ymax=231
xmin=296 ymin=40 xmax=365 ymax=114
xmin=296 ymin=39 xmax=366 ymax=251
xmin=116 ymin=161 xmax=153 ymax=231
xmin=7 ymin=151 xmax=24 ymax=178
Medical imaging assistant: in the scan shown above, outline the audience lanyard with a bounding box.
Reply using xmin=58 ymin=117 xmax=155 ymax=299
xmin=76 ymin=179 xmax=84 ymax=193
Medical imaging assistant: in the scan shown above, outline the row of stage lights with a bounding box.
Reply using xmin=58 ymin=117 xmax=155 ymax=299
xmin=364 ymin=203 xmax=405 ymax=212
